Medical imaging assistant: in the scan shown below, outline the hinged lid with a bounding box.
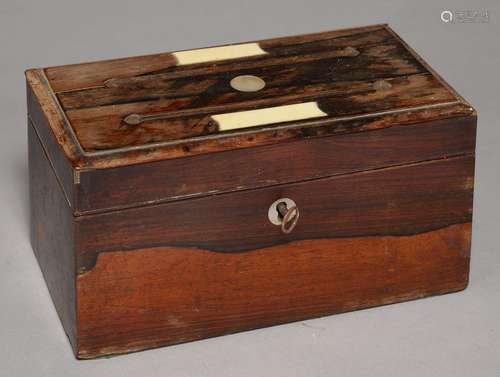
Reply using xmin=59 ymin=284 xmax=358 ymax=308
xmin=26 ymin=24 xmax=476 ymax=215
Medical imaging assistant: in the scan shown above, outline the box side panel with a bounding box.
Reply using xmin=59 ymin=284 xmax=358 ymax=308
xmin=75 ymin=155 xmax=473 ymax=358
xmin=77 ymin=114 xmax=476 ymax=214
xmin=27 ymin=77 xmax=75 ymax=209
xmin=29 ymin=122 xmax=77 ymax=353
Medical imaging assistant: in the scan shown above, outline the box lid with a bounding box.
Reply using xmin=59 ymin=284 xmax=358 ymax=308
xmin=26 ymin=24 xmax=476 ymax=215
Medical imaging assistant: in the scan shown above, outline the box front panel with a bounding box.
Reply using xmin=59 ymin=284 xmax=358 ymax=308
xmin=75 ymin=155 xmax=473 ymax=358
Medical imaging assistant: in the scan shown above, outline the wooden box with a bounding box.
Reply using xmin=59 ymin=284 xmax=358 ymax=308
xmin=26 ymin=24 xmax=476 ymax=359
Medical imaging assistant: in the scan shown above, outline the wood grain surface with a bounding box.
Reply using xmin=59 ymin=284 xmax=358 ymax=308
xmin=72 ymin=154 xmax=474 ymax=358
xmin=66 ymin=73 xmax=456 ymax=151
xmin=76 ymin=223 xmax=471 ymax=358
xmin=25 ymin=24 xmax=473 ymax=170
xmin=75 ymin=115 xmax=476 ymax=214
xmin=74 ymin=154 xmax=474 ymax=269
xmin=43 ymin=24 xmax=387 ymax=92
xmin=28 ymin=123 xmax=77 ymax=353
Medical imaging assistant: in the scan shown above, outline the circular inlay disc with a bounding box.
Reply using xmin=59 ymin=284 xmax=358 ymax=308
xmin=123 ymin=113 xmax=142 ymax=125
xmin=373 ymin=80 xmax=392 ymax=91
xmin=230 ymin=75 xmax=266 ymax=92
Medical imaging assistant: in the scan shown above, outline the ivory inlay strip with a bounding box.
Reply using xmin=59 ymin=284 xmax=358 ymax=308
xmin=213 ymin=102 xmax=328 ymax=131
xmin=173 ymin=43 xmax=268 ymax=65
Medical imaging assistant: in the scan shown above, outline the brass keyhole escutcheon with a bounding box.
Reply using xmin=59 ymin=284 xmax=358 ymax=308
xmin=268 ymin=198 xmax=300 ymax=234
xmin=230 ymin=75 xmax=266 ymax=92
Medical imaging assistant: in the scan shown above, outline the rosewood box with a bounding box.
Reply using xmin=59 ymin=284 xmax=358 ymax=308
xmin=26 ymin=24 xmax=476 ymax=359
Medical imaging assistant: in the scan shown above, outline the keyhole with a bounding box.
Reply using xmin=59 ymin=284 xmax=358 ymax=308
xmin=268 ymin=198 xmax=297 ymax=226
xmin=276 ymin=202 xmax=288 ymax=220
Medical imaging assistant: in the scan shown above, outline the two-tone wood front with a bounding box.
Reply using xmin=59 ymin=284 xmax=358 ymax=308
xmin=74 ymin=155 xmax=474 ymax=358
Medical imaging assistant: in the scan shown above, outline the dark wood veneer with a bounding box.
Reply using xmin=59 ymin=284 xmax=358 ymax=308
xmin=28 ymin=123 xmax=77 ymax=353
xmin=76 ymin=155 xmax=474 ymax=272
xmin=76 ymin=115 xmax=476 ymax=214
xmin=26 ymin=24 xmax=473 ymax=170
